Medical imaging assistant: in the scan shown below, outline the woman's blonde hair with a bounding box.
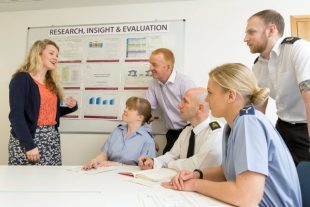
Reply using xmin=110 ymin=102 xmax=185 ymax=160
xmin=126 ymin=97 xmax=153 ymax=124
xmin=209 ymin=63 xmax=269 ymax=106
xmin=13 ymin=39 xmax=63 ymax=99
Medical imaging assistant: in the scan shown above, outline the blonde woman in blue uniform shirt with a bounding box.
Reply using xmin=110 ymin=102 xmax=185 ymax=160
xmin=163 ymin=63 xmax=301 ymax=207
xmin=83 ymin=97 xmax=156 ymax=169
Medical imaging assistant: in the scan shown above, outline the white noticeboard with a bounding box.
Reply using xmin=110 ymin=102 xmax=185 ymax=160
xmin=26 ymin=20 xmax=185 ymax=134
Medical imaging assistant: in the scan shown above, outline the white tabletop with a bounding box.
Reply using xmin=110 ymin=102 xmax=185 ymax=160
xmin=0 ymin=165 xmax=231 ymax=207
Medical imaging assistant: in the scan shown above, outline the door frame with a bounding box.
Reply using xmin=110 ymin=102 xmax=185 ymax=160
xmin=291 ymin=15 xmax=310 ymax=37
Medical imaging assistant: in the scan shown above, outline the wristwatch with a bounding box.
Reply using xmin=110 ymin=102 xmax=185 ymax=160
xmin=193 ymin=169 xmax=203 ymax=179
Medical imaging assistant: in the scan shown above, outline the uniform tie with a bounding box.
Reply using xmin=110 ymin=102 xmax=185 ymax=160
xmin=186 ymin=129 xmax=195 ymax=158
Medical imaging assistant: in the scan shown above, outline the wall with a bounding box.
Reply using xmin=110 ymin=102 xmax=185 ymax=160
xmin=1 ymin=0 xmax=310 ymax=165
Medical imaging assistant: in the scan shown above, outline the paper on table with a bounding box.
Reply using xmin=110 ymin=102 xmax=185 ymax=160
xmin=127 ymin=178 xmax=161 ymax=188
xmin=138 ymin=191 xmax=232 ymax=207
xmin=65 ymin=166 xmax=122 ymax=174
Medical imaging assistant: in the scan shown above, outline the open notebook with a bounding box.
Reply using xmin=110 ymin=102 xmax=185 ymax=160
xmin=119 ymin=168 xmax=177 ymax=182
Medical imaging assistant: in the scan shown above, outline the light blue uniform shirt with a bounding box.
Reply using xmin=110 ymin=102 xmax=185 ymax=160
xmin=101 ymin=125 xmax=156 ymax=165
xmin=222 ymin=105 xmax=302 ymax=207
xmin=146 ymin=70 xmax=195 ymax=130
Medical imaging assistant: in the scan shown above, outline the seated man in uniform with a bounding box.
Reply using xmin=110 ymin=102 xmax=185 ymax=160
xmin=138 ymin=87 xmax=223 ymax=171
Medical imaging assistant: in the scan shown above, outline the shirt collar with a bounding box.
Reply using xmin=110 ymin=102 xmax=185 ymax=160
xmin=258 ymin=37 xmax=285 ymax=61
xmin=157 ymin=70 xmax=176 ymax=86
xmin=135 ymin=125 xmax=147 ymax=135
xmin=118 ymin=124 xmax=126 ymax=130
xmin=192 ymin=117 xmax=211 ymax=135
xmin=119 ymin=124 xmax=147 ymax=136
xmin=270 ymin=37 xmax=285 ymax=57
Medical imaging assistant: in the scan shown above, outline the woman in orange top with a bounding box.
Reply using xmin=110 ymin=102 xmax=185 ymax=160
xmin=8 ymin=39 xmax=78 ymax=165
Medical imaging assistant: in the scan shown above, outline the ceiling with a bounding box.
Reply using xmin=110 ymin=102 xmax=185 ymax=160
xmin=0 ymin=0 xmax=193 ymax=12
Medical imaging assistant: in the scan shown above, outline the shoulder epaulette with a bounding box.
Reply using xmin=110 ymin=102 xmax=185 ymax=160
xmin=209 ymin=121 xmax=221 ymax=130
xmin=281 ymin=37 xmax=300 ymax=44
xmin=239 ymin=105 xmax=255 ymax=116
xmin=254 ymin=56 xmax=259 ymax=64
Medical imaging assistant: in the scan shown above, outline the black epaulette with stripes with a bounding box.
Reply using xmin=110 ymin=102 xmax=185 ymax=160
xmin=281 ymin=37 xmax=300 ymax=44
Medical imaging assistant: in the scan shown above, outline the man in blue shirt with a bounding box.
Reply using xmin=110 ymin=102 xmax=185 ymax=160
xmin=146 ymin=48 xmax=195 ymax=154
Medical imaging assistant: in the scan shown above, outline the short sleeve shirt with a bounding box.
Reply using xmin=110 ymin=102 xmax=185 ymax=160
xmin=101 ymin=125 xmax=156 ymax=165
xmin=222 ymin=105 xmax=302 ymax=206
xmin=253 ymin=37 xmax=310 ymax=123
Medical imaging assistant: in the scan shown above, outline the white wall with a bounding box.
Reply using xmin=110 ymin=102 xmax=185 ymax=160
xmin=1 ymin=0 xmax=310 ymax=165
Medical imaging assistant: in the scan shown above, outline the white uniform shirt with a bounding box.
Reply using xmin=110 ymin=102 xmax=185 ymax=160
xmin=253 ymin=37 xmax=310 ymax=123
xmin=153 ymin=118 xmax=223 ymax=171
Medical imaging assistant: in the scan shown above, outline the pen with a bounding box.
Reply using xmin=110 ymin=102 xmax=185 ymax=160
xmin=142 ymin=158 xmax=147 ymax=165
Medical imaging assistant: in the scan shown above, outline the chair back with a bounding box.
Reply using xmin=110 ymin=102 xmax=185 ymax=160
xmin=297 ymin=161 xmax=310 ymax=207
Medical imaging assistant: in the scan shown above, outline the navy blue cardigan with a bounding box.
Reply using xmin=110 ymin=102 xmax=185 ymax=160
xmin=9 ymin=72 xmax=78 ymax=151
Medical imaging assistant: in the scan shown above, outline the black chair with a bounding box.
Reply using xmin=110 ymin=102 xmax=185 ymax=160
xmin=297 ymin=161 xmax=310 ymax=207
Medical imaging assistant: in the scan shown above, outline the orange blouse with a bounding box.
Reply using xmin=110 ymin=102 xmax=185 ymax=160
xmin=34 ymin=79 xmax=57 ymax=126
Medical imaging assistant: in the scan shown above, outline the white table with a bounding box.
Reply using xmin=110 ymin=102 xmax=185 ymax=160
xmin=0 ymin=165 xmax=231 ymax=207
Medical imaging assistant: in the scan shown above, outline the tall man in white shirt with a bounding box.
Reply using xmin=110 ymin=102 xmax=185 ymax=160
xmin=146 ymin=48 xmax=195 ymax=154
xmin=139 ymin=87 xmax=223 ymax=171
xmin=244 ymin=9 xmax=310 ymax=165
